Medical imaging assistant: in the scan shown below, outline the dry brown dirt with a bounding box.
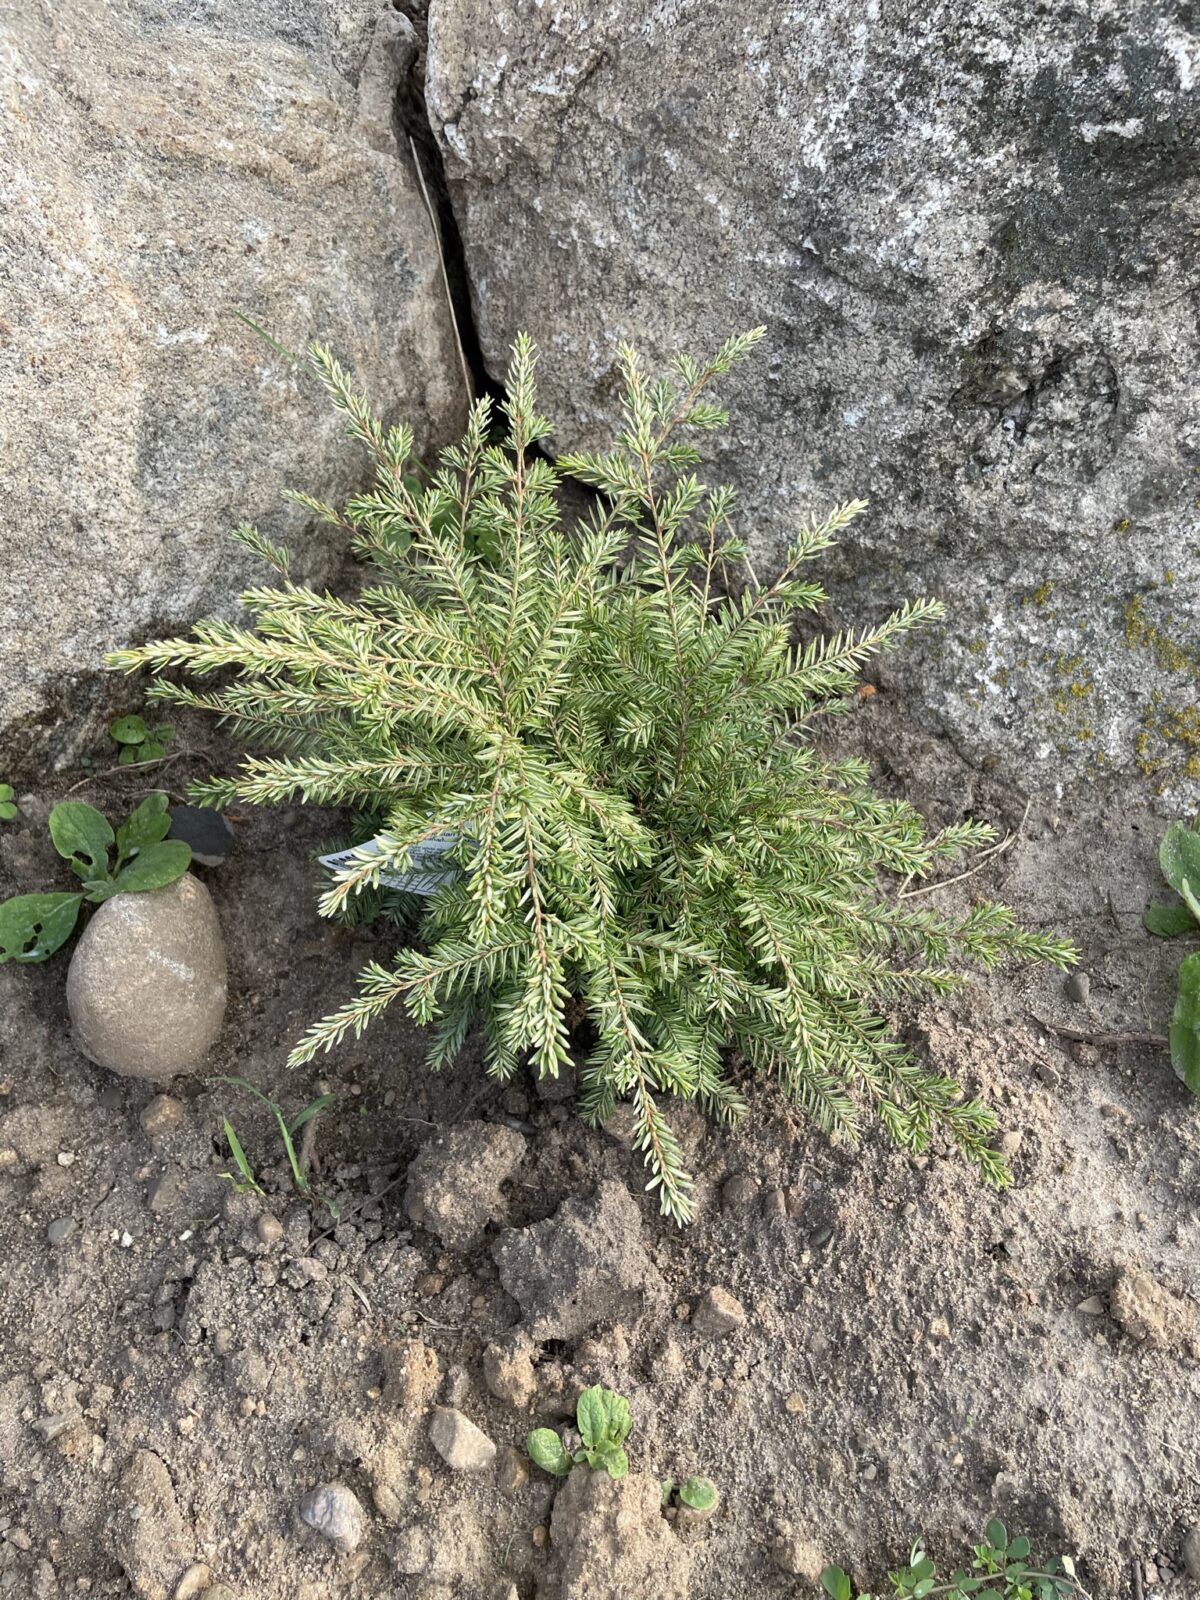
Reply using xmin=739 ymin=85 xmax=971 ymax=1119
xmin=1 ymin=698 xmax=1198 ymax=1600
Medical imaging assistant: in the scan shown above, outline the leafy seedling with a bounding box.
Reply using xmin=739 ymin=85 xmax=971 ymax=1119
xmin=0 ymin=785 xmax=17 ymax=822
xmin=820 ymin=1520 xmax=1091 ymax=1600
xmin=219 ymin=1117 xmax=264 ymax=1196
xmin=527 ymin=1384 xmax=633 ymax=1481
xmin=110 ymin=713 xmax=175 ymax=766
xmin=1144 ymin=816 xmax=1200 ymax=1095
xmin=213 ymin=1076 xmax=339 ymax=1219
xmin=677 ymin=1476 xmax=718 ymax=1512
xmin=0 ymin=794 xmax=191 ymax=965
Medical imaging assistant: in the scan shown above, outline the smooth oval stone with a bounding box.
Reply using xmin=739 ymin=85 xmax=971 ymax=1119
xmin=66 ymin=873 xmax=226 ymax=1079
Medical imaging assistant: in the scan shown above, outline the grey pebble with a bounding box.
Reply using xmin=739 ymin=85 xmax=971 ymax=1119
xmin=1064 ymin=971 xmax=1091 ymax=1006
xmin=298 ymin=1482 xmax=365 ymax=1554
xmin=47 ymin=1217 xmax=77 ymax=1246
xmin=808 ymin=1224 xmax=834 ymax=1249
xmin=428 ymin=1406 xmax=497 ymax=1471
xmin=255 ymin=1213 xmax=283 ymax=1246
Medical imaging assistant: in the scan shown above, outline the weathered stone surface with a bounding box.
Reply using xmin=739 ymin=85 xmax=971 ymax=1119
xmin=1 ymin=0 xmax=464 ymax=762
xmin=493 ymin=1180 xmax=659 ymax=1341
xmin=691 ymin=1287 xmax=746 ymax=1338
xmin=405 ymin=1120 xmax=526 ymax=1251
xmin=427 ymin=0 xmax=1200 ymax=793
xmin=67 ymin=874 xmax=226 ymax=1079
xmin=550 ymin=1464 xmax=692 ymax=1600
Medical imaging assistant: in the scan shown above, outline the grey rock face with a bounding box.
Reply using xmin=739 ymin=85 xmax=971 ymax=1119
xmin=427 ymin=0 xmax=1200 ymax=794
xmin=298 ymin=1482 xmax=366 ymax=1554
xmin=67 ymin=874 xmax=226 ymax=1079
xmin=405 ymin=1120 xmax=525 ymax=1251
xmin=1 ymin=1 xmax=464 ymax=763
xmin=492 ymin=1180 xmax=660 ymax=1341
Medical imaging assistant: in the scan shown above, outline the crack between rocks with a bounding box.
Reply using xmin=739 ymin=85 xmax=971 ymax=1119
xmin=391 ymin=3 xmax=502 ymax=408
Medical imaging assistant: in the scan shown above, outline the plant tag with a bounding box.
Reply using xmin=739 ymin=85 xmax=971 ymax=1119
xmin=318 ymin=831 xmax=463 ymax=895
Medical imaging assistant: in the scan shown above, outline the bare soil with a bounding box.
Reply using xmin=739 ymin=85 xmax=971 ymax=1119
xmin=1 ymin=696 xmax=1198 ymax=1600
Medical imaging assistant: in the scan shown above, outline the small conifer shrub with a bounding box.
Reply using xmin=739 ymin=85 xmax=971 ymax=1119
xmin=111 ymin=331 xmax=1075 ymax=1221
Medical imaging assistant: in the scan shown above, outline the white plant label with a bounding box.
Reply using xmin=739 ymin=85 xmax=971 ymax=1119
xmin=318 ymin=831 xmax=463 ymax=895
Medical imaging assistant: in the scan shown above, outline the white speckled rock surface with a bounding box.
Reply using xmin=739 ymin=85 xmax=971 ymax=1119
xmin=426 ymin=0 xmax=1200 ymax=794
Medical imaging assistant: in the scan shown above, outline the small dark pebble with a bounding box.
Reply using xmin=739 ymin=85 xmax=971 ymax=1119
xmin=168 ymin=805 xmax=235 ymax=867
xmin=808 ymin=1224 xmax=834 ymax=1250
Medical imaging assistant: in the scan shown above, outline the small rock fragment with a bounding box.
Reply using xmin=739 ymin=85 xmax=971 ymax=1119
xmin=255 ymin=1213 xmax=283 ymax=1246
xmin=47 ymin=1217 xmax=77 ymax=1246
xmin=1077 ymin=1295 xmax=1107 ymax=1316
xmin=428 ymin=1406 xmax=496 ymax=1472
xmin=1064 ymin=971 xmax=1091 ymax=1006
xmin=298 ymin=1482 xmax=365 ymax=1554
xmin=928 ymin=1315 xmax=952 ymax=1340
xmin=497 ymin=1445 xmax=530 ymax=1495
xmin=692 ymin=1287 xmax=746 ymax=1337
xmin=168 ymin=806 xmax=234 ymax=868
xmin=172 ymin=1564 xmax=212 ymax=1600
xmin=405 ymin=1120 xmax=525 ymax=1250
xmin=67 ymin=874 xmax=226 ymax=1079
xmin=483 ymin=1335 xmax=538 ymax=1409
xmin=141 ymin=1094 xmax=187 ymax=1137
xmin=1182 ymin=1524 xmax=1200 ymax=1580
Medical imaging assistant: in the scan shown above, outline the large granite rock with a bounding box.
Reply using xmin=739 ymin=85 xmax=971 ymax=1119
xmin=426 ymin=0 xmax=1200 ymax=794
xmin=1 ymin=0 xmax=465 ymax=764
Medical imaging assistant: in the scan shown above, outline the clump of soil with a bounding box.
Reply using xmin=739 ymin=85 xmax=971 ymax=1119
xmin=1 ymin=701 xmax=1198 ymax=1598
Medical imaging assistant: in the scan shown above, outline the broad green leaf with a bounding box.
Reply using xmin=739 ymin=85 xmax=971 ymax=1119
xmin=1008 ymin=1536 xmax=1031 ymax=1561
xmin=1182 ymin=878 xmax=1200 ymax=925
xmin=526 ymin=1428 xmax=571 ymax=1477
xmin=985 ymin=1519 xmax=1008 ymax=1553
xmin=110 ymin=714 xmax=149 ymax=745
xmin=118 ymin=746 xmax=140 ymax=766
xmin=49 ymin=801 xmax=113 ymax=880
xmin=576 ymin=1384 xmax=632 ymax=1451
xmin=139 ymin=741 xmax=167 ymax=761
xmin=1169 ymin=950 xmax=1200 ymax=1096
xmin=0 ymin=785 xmax=13 ymax=801
xmin=116 ymin=792 xmax=171 ymax=864
xmin=0 ymin=893 xmax=82 ymax=963
xmin=1159 ymin=822 xmax=1200 ymax=895
xmin=0 ymin=802 xmax=16 ymax=821
xmin=599 ymin=1445 xmax=628 ymax=1480
xmin=678 ymin=1475 xmax=717 ymax=1510
xmin=911 ymin=1557 xmax=935 ymax=1581
xmin=108 ymin=839 xmax=191 ymax=896
xmin=821 ymin=1566 xmax=852 ymax=1600
xmin=1144 ymin=900 xmax=1196 ymax=938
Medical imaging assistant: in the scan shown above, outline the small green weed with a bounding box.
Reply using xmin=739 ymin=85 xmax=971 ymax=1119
xmin=1143 ymin=814 xmax=1200 ymax=1094
xmin=821 ymin=1521 xmax=1090 ymax=1600
xmin=215 ymin=1076 xmax=339 ymax=1219
xmin=528 ymin=1384 xmax=714 ymax=1507
xmin=110 ymin=713 xmax=175 ymax=766
xmin=0 ymin=785 xmax=18 ymax=822
xmin=528 ymin=1384 xmax=633 ymax=1480
xmin=0 ymin=794 xmax=191 ymax=965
